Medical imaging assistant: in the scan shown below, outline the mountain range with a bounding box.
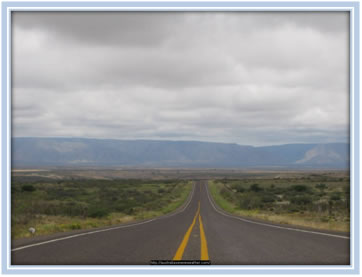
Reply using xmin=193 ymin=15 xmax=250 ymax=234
xmin=12 ymin=137 xmax=349 ymax=169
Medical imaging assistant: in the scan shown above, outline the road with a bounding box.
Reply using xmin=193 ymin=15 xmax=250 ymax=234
xmin=12 ymin=181 xmax=350 ymax=265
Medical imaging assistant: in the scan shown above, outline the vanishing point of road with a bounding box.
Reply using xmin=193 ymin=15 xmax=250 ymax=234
xmin=12 ymin=181 xmax=349 ymax=265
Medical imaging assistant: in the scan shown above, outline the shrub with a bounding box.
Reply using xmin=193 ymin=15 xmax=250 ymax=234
xmin=220 ymin=187 xmax=234 ymax=201
xmin=124 ymin=207 xmax=134 ymax=215
xmin=249 ymin=184 xmax=263 ymax=192
xmin=288 ymin=206 xmax=300 ymax=213
xmin=290 ymin=195 xmax=312 ymax=205
xmin=330 ymin=192 xmax=341 ymax=201
xmin=344 ymin=186 xmax=350 ymax=194
xmin=88 ymin=206 xmax=110 ymax=218
xmin=21 ymin=185 xmax=36 ymax=192
xmin=261 ymin=194 xmax=275 ymax=203
xmin=239 ymin=193 xmax=263 ymax=210
xmin=233 ymin=184 xmax=245 ymax=193
xmin=315 ymin=183 xmax=327 ymax=190
xmin=291 ymin=185 xmax=308 ymax=192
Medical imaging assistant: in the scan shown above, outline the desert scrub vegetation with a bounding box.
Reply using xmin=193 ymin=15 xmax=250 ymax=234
xmin=11 ymin=176 xmax=192 ymax=239
xmin=209 ymin=175 xmax=350 ymax=232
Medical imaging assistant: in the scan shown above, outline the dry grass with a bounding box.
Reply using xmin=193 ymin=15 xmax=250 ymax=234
xmin=12 ymin=182 xmax=192 ymax=240
xmin=208 ymin=181 xmax=350 ymax=233
xmin=233 ymin=210 xmax=349 ymax=232
xmin=12 ymin=213 xmax=137 ymax=239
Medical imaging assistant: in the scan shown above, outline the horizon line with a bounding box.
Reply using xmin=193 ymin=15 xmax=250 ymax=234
xmin=12 ymin=136 xmax=349 ymax=148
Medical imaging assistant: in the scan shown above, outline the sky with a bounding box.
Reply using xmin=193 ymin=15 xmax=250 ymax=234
xmin=12 ymin=12 xmax=349 ymax=146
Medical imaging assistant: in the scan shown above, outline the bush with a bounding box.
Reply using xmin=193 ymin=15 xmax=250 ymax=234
xmin=233 ymin=184 xmax=245 ymax=193
xmin=88 ymin=206 xmax=110 ymax=218
xmin=288 ymin=206 xmax=300 ymax=213
xmin=124 ymin=207 xmax=134 ymax=215
xmin=21 ymin=185 xmax=36 ymax=192
xmin=239 ymin=193 xmax=263 ymax=210
xmin=220 ymin=187 xmax=234 ymax=201
xmin=291 ymin=185 xmax=308 ymax=192
xmin=249 ymin=184 xmax=263 ymax=192
xmin=315 ymin=183 xmax=327 ymax=190
xmin=344 ymin=186 xmax=350 ymax=194
xmin=330 ymin=192 xmax=341 ymax=201
xmin=290 ymin=195 xmax=312 ymax=205
xmin=261 ymin=194 xmax=275 ymax=203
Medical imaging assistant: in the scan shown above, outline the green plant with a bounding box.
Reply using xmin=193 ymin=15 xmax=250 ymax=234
xmin=291 ymin=185 xmax=308 ymax=192
xmin=315 ymin=183 xmax=327 ymax=191
xmin=290 ymin=195 xmax=312 ymax=205
xmin=330 ymin=192 xmax=341 ymax=201
xmin=249 ymin=183 xmax=263 ymax=192
xmin=239 ymin=193 xmax=263 ymax=210
xmin=261 ymin=194 xmax=275 ymax=203
xmin=88 ymin=206 xmax=110 ymax=218
xmin=21 ymin=185 xmax=36 ymax=192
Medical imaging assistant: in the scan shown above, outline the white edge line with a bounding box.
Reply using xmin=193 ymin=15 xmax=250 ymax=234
xmin=11 ymin=183 xmax=196 ymax=252
xmin=205 ymin=183 xmax=350 ymax=240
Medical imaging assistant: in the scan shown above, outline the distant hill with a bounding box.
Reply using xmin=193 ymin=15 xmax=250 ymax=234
xmin=12 ymin=137 xmax=349 ymax=169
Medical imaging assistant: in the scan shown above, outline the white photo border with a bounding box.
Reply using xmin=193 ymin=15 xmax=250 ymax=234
xmin=1 ymin=1 xmax=360 ymax=274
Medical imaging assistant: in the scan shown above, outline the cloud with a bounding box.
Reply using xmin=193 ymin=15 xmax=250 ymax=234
xmin=12 ymin=11 xmax=349 ymax=146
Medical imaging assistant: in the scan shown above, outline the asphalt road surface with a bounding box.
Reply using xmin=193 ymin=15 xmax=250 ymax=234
xmin=12 ymin=181 xmax=350 ymax=265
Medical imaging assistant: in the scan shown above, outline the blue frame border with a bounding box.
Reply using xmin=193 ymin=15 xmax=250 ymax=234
xmin=0 ymin=1 xmax=360 ymax=8
xmin=1 ymin=1 xmax=360 ymax=275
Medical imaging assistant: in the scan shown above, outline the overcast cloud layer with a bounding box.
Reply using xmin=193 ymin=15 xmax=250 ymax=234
xmin=12 ymin=12 xmax=349 ymax=146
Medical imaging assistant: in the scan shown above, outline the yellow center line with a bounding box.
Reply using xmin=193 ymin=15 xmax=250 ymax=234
xmin=199 ymin=184 xmax=209 ymax=260
xmin=173 ymin=202 xmax=200 ymax=260
xmin=199 ymin=214 xmax=209 ymax=260
xmin=173 ymin=194 xmax=210 ymax=261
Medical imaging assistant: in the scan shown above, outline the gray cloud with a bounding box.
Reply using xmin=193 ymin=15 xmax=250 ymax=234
xmin=12 ymin=11 xmax=349 ymax=146
xmin=12 ymin=12 xmax=183 ymax=47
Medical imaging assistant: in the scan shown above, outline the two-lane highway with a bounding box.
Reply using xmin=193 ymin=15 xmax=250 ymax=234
xmin=12 ymin=181 xmax=349 ymax=265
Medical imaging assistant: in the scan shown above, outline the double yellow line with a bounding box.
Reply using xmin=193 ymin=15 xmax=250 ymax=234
xmin=173 ymin=201 xmax=209 ymax=261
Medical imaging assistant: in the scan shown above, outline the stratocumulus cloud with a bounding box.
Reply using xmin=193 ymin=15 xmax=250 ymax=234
xmin=12 ymin=12 xmax=349 ymax=146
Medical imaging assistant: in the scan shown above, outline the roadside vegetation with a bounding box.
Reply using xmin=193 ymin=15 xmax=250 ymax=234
xmin=11 ymin=176 xmax=192 ymax=239
xmin=209 ymin=175 xmax=350 ymax=232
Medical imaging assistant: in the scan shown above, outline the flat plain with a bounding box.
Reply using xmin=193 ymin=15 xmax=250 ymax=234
xmin=11 ymin=168 xmax=350 ymax=265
